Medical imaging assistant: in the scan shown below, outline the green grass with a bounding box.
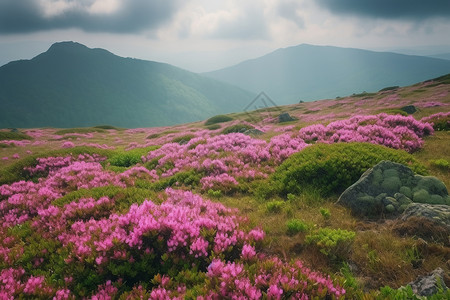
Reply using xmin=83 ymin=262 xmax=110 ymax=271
xmin=54 ymin=127 xmax=107 ymax=135
xmin=0 ymin=131 xmax=33 ymax=140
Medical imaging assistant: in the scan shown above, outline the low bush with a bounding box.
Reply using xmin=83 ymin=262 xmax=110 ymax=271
xmin=0 ymin=131 xmax=33 ymax=140
xmin=306 ymin=228 xmax=356 ymax=259
xmin=107 ymin=146 xmax=158 ymax=168
xmin=378 ymin=86 xmax=399 ymax=92
xmin=430 ymin=158 xmax=450 ymax=170
xmin=421 ymin=112 xmax=450 ymax=131
xmin=268 ymin=142 xmax=427 ymax=197
xmin=266 ymin=200 xmax=284 ymax=213
xmin=206 ymin=124 xmax=221 ymax=130
xmin=221 ymin=124 xmax=254 ymax=134
xmin=204 ymin=115 xmax=233 ymax=126
xmin=285 ymin=219 xmax=309 ymax=235
xmin=172 ymin=134 xmax=195 ymax=144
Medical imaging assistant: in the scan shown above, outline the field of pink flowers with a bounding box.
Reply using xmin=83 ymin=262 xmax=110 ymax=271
xmin=0 ymin=78 xmax=449 ymax=299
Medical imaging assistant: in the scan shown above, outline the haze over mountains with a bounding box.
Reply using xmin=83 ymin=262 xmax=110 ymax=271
xmin=1 ymin=42 xmax=450 ymax=128
xmin=0 ymin=42 xmax=253 ymax=128
xmin=205 ymin=44 xmax=450 ymax=104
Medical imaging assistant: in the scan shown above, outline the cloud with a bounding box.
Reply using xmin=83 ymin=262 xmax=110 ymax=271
xmin=316 ymin=0 xmax=450 ymax=20
xmin=276 ymin=0 xmax=304 ymax=28
xmin=0 ymin=0 xmax=183 ymax=34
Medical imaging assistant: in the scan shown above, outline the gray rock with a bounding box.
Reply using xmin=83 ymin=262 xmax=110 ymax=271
xmin=401 ymin=203 xmax=450 ymax=229
xmin=278 ymin=112 xmax=296 ymax=123
xmin=243 ymin=129 xmax=264 ymax=136
xmin=338 ymin=161 xmax=449 ymax=218
xmin=408 ymin=268 xmax=448 ymax=297
xmin=401 ymin=105 xmax=418 ymax=114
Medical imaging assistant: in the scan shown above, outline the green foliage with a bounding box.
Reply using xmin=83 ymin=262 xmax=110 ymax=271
xmin=430 ymin=158 xmax=450 ymax=170
xmin=53 ymin=186 xmax=157 ymax=212
xmin=268 ymin=143 xmax=427 ymax=197
xmin=378 ymin=86 xmax=399 ymax=92
xmin=285 ymin=219 xmax=309 ymax=235
xmin=306 ymin=228 xmax=356 ymax=259
xmin=0 ymin=131 xmax=33 ymax=140
xmin=207 ymin=189 xmax=222 ymax=198
xmin=378 ymin=109 xmax=408 ymax=116
xmin=146 ymin=133 xmax=161 ymax=139
xmin=204 ymin=115 xmax=233 ymax=126
xmin=221 ymin=124 xmax=254 ymax=134
xmin=151 ymin=170 xmax=202 ymax=191
xmin=320 ymin=207 xmax=331 ymax=220
xmin=55 ymin=127 xmax=107 ymax=135
xmin=172 ymin=134 xmax=195 ymax=144
xmin=266 ymin=200 xmax=284 ymax=213
xmin=107 ymin=146 xmax=158 ymax=168
xmin=206 ymin=124 xmax=221 ymax=130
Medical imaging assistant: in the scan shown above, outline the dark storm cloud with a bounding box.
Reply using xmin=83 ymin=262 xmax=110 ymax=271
xmin=0 ymin=0 xmax=182 ymax=34
xmin=316 ymin=0 xmax=450 ymax=20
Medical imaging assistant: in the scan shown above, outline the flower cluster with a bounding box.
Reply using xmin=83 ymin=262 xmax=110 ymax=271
xmin=298 ymin=113 xmax=433 ymax=152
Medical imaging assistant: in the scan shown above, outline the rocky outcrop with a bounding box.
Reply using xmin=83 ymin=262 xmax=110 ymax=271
xmin=338 ymin=161 xmax=449 ymax=217
xmin=278 ymin=113 xmax=296 ymax=123
xmin=408 ymin=268 xmax=448 ymax=297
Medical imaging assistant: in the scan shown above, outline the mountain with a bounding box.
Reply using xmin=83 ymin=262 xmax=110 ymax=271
xmin=204 ymin=44 xmax=450 ymax=104
xmin=429 ymin=53 xmax=450 ymax=60
xmin=0 ymin=42 xmax=254 ymax=128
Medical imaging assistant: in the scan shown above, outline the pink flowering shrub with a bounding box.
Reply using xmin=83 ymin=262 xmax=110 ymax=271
xmin=298 ymin=113 xmax=433 ymax=153
xmin=421 ymin=112 xmax=450 ymax=131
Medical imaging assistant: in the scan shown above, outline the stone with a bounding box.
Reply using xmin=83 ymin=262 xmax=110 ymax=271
xmin=400 ymin=105 xmax=418 ymax=114
xmin=278 ymin=112 xmax=296 ymax=123
xmin=401 ymin=203 xmax=450 ymax=229
xmin=243 ymin=129 xmax=264 ymax=136
xmin=408 ymin=268 xmax=447 ymax=297
xmin=338 ymin=161 xmax=449 ymax=218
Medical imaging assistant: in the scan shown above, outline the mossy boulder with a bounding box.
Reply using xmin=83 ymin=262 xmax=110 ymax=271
xmin=338 ymin=161 xmax=449 ymax=218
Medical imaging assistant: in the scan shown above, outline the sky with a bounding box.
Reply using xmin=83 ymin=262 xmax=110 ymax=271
xmin=0 ymin=0 xmax=450 ymax=72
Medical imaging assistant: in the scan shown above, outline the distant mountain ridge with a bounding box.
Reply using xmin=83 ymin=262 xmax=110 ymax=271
xmin=0 ymin=41 xmax=254 ymax=128
xmin=204 ymin=44 xmax=450 ymax=104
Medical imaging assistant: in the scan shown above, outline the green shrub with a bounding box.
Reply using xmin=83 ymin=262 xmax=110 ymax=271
xmin=172 ymin=134 xmax=195 ymax=144
xmin=106 ymin=146 xmax=158 ymax=168
xmin=268 ymin=143 xmax=427 ymax=197
xmin=319 ymin=207 xmax=331 ymax=220
xmin=430 ymin=159 xmax=450 ymax=170
xmin=206 ymin=124 xmax=221 ymax=130
xmin=266 ymin=200 xmax=284 ymax=213
xmin=221 ymin=124 xmax=254 ymax=134
xmin=151 ymin=170 xmax=202 ymax=191
xmin=146 ymin=133 xmax=161 ymax=139
xmin=207 ymin=189 xmax=222 ymax=198
xmin=378 ymin=109 xmax=408 ymax=116
xmin=378 ymin=86 xmax=399 ymax=92
xmin=0 ymin=131 xmax=33 ymax=140
xmin=54 ymin=127 xmax=106 ymax=135
xmin=285 ymin=219 xmax=309 ymax=235
xmin=204 ymin=115 xmax=233 ymax=126
xmin=306 ymin=228 xmax=355 ymax=259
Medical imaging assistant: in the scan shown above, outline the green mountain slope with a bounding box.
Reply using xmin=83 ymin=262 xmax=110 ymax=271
xmin=204 ymin=44 xmax=450 ymax=104
xmin=0 ymin=42 xmax=254 ymax=128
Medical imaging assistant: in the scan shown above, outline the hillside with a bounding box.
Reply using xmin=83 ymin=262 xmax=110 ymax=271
xmin=0 ymin=42 xmax=254 ymax=128
xmin=204 ymin=44 xmax=450 ymax=104
xmin=0 ymin=74 xmax=449 ymax=298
